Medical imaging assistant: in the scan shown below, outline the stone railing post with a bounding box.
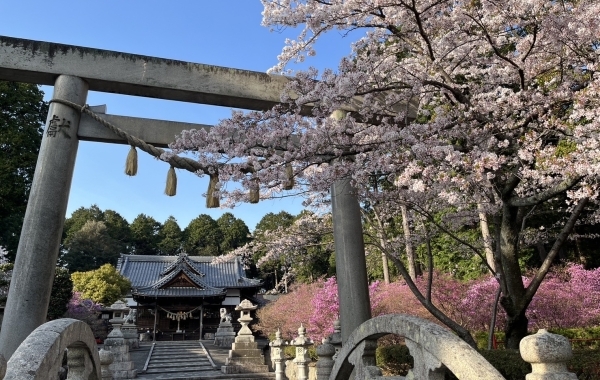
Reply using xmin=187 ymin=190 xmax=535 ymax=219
xmin=316 ymin=337 xmax=335 ymax=380
xmin=520 ymin=329 xmax=577 ymax=380
xmin=99 ymin=349 xmax=114 ymax=380
xmin=270 ymin=329 xmax=288 ymax=380
xmin=291 ymin=324 xmax=314 ymax=380
xmin=66 ymin=347 xmax=94 ymax=379
xmin=329 ymin=318 xmax=343 ymax=360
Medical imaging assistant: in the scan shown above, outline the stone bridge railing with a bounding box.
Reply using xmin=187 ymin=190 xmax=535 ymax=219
xmin=276 ymin=314 xmax=578 ymax=380
xmin=328 ymin=314 xmax=505 ymax=380
xmin=0 ymin=318 xmax=111 ymax=380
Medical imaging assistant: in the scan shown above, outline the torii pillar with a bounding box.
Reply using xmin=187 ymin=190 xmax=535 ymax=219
xmin=330 ymin=110 xmax=372 ymax=344
xmin=0 ymin=75 xmax=88 ymax=359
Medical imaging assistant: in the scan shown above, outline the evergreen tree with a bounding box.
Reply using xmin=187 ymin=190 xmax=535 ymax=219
xmin=0 ymin=81 xmax=48 ymax=259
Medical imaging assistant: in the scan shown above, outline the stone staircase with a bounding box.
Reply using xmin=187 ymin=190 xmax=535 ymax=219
xmin=136 ymin=341 xmax=275 ymax=380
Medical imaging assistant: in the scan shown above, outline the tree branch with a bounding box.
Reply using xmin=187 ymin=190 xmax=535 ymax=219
xmin=508 ymin=176 xmax=583 ymax=207
xmin=521 ymin=197 xmax=588 ymax=309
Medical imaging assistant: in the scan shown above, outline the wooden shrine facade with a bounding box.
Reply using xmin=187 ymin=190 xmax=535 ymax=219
xmin=117 ymin=253 xmax=262 ymax=341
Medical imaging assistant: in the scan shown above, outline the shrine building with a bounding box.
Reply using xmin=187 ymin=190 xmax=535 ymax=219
xmin=116 ymin=252 xmax=262 ymax=341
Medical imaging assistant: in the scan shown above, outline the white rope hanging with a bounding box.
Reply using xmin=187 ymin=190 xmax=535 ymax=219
xmin=159 ymin=306 xmax=201 ymax=321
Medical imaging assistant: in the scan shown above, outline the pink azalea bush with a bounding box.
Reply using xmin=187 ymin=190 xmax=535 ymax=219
xmin=256 ymin=264 xmax=600 ymax=342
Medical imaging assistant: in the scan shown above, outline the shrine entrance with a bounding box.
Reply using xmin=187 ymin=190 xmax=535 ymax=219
xmin=0 ymin=35 xmax=412 ymax=359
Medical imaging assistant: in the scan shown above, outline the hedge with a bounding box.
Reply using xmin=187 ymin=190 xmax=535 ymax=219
xmin=375 ymin=345 xmax=600 ymax=380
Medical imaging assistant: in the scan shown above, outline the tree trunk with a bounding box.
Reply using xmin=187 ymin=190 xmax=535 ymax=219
xmin=401 ymin=204 xmax=417 ymax=281
xmin=372 ymin=207 xmax=391 ymax=284
xmin=478 ymin=203 xmax=495 ymax=273
xmin=498 ymin=203 xmax=528 ymax=347
xmin=504 ymin=310 xmax=528 ymax=349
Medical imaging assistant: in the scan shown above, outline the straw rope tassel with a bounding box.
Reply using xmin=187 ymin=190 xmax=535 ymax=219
xmin=249 ymin=178 xmax=260 ymax=204
xmin=165 ymin=166 xmax=177 ymax=196
xmin=125 ymin=145 xmax=138 ymax=176
xmin=283 ymin=163 xmax=294 ymax=190
xmin=206 ymin=172 xmax=220 ymax=208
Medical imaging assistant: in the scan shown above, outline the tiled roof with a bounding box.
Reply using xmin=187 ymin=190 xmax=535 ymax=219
xmin=117 ymin=253 xmax=261 ymax=299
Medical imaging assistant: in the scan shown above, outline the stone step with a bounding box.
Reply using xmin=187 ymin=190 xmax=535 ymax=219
xmin=151 ymin=349 xmax=205 ymax=356
xmin=149 ymin=357 xmax=210 ymax=365
xmin=154 ymin=342 xmax=200 ymax=348
xmin=150 ymin=354 xmax=206 ymax=361
xmin=137 ymin=372 xmax=275 ymax=380
xmin=148 ymin=360 xmax=212 ymax=368
xmin=144 ymin=365 xmax=216 ymax=374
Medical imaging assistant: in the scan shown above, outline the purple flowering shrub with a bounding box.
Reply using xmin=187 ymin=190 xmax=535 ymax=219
xmin=256 ymin=264 xmax=600 ymax=342
xmin=66 ymin=292 xmax=102 ymax=319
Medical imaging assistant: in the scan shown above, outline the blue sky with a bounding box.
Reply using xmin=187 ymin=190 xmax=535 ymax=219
xmin=1 ymin=1 xmax=355 ymax=231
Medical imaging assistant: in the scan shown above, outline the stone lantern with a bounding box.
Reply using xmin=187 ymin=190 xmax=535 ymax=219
xmin=269 ymin=329 xmax=288 ymax=380
xmin=235 ymin=299 xmax=258 ymax=342
xmin=520 ymin=329 xmax=577 ymax=380
xmin=104 ymin=300 xmax=137 ymax=379
xmin=291 ymin=324 xmax=314 ymax=380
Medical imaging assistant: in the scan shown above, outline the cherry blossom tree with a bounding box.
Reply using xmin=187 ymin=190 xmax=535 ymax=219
xmin=171 ymin=0 xmax=600 ymax=348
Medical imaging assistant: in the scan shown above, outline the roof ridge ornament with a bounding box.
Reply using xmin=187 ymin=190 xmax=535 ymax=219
xmin=160 ymin=252 xmax=205 ymax=277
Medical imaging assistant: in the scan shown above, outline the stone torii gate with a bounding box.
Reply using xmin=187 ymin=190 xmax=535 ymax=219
xmin=0 ymin=36 xmax=411 ymax=360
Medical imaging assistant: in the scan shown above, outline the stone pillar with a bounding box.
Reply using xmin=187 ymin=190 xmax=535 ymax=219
xmin=291 ymin=324 xmax=314 ymax=380
xmin=316 ymin=337 xmax=336 ymax=380
xmin=0 ymin=75 xmax=88 ymax=360
xmin=99 ymin=349 xmax=114 ymax=380
xmin=0 ymin=354 xmax=6 ymax=379
xmin=270 ymin=329 xmax=288 ymax=380
xmin=520 ymin=329 xmax=577 ymax=380
xmin=105 ymin=301 xmax=137 ymax=379
xmin=330 ymin=111 xmax=372 ymax=345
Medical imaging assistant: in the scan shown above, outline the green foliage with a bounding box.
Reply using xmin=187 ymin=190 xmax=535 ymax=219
xmin=477 ymin=327 xmax=600 ymax=351
xmin=283 ymin=345 xmax=318 ymax=361
xmin=184 ymin=214 xmax=223 ymax=256
xmin=0 ymin=263 xmax=14 ymax=305
xmin=254 ymin=211 xmax=295 ymax=236
xmin=130 ymin=213 xmax=161 ymax=255
xmin=569 ymin=349 xmax=600 ymax=380
xmin=475 ymin=350 xmax=531 ymax=380
xmin=61 ymin=205 xmax=131 ymax=271
xmin=376 ymin=344 xmax=413 ymax=376
xmin=217 ymin=212 xmax=251 ymax=253
xmin=251 ymin=211 xmax=297 ymax=285
xmin=71 ymin=264 xmax=130 ymax=305
xmin=62 ymin=205 xmax=105 ymax=245
xmin=157 ymin=216 xmax=183 ymax=255
xmin=61 ymin=220 xmax=124 ymax=272
xmin=473 ymin=330 xmax=505 ymax=349
xmin=549 ymin=327 xmax=600 ymax=350
xmin=555 ymin=139 xmax=578 ymax=158
xmin=0 ymin=81 xmax=48 ymax=259
xmin=47 ymin=267 xmax=73 ymax=320
xmin=0 ymin=264 xmax=73 ymax=319
xmin=417 ymin=225 xmax=488 ymax=281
